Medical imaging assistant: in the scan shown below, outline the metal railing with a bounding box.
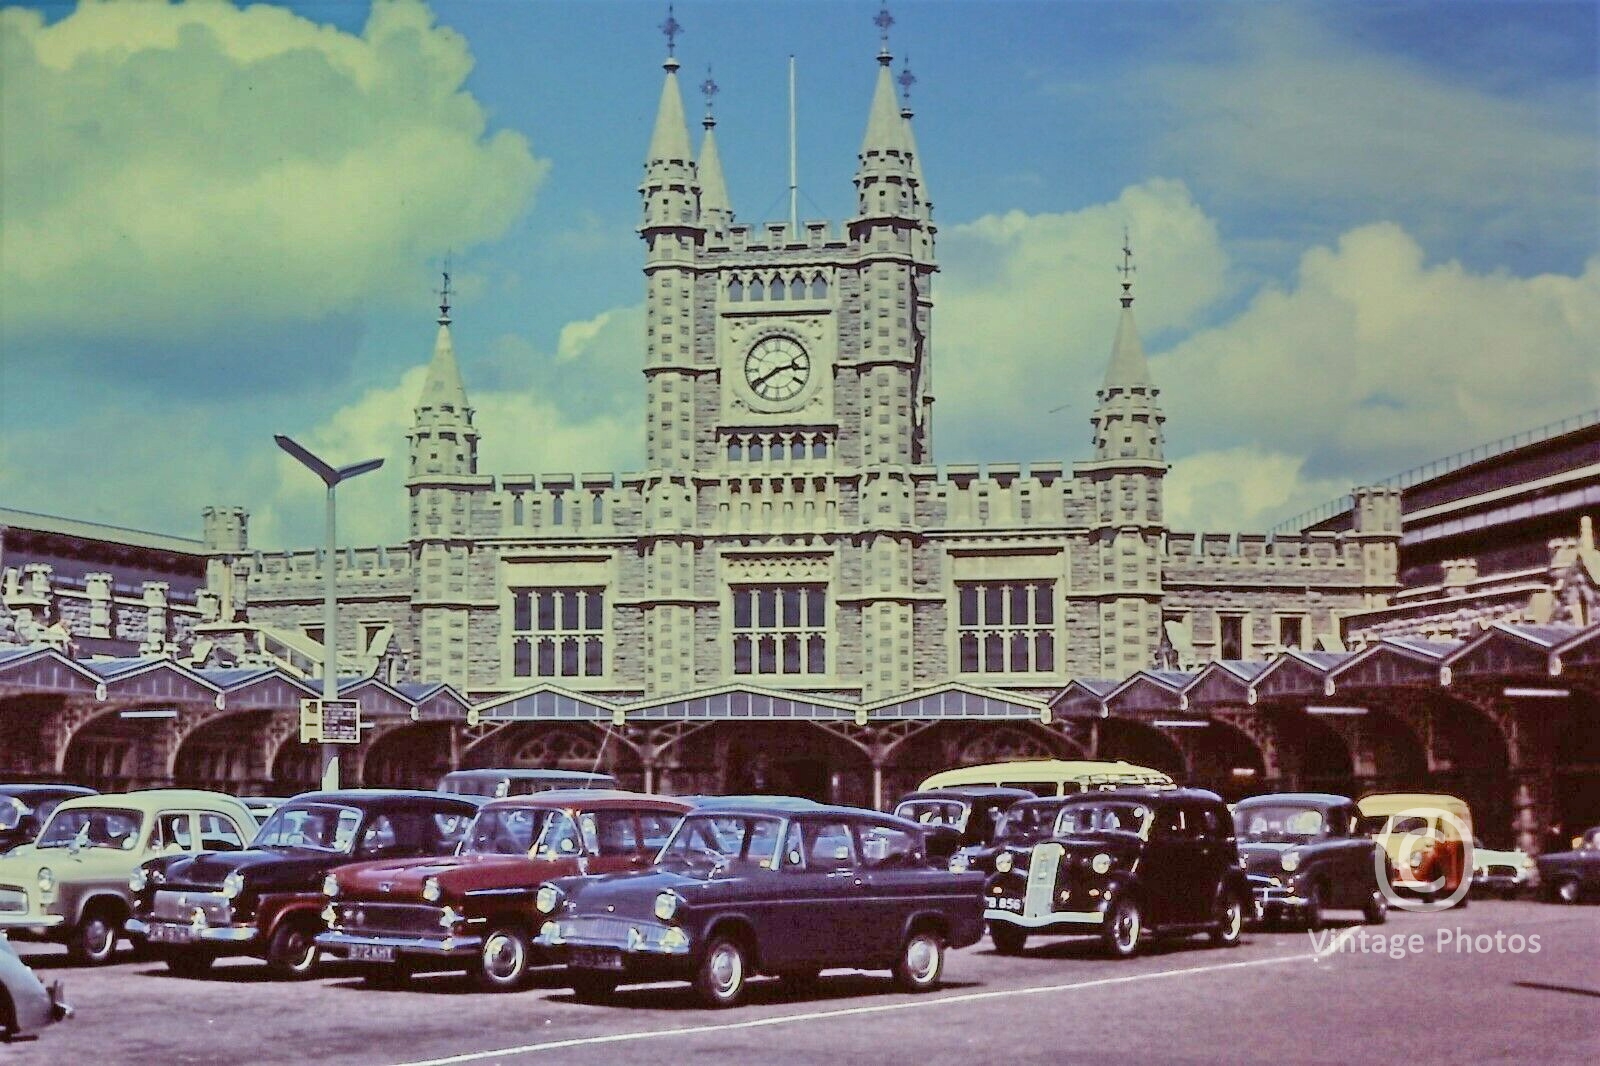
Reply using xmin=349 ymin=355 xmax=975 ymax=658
xmin=1268 ymin=407 xmax=1600 ymax=535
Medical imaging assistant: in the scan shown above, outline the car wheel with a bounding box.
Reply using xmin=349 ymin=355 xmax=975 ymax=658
xmin=990 ymin=922 xmax=1028 ymax=956
xmin=1102 ymin=897 xmax=1142 ymax=958
xmin=1211 ymin=894 xmax=1244 ymax=947
xmin=693 ymin=938 xmax=750 ymax=1008
xmin=892 ymin=929 xmax=944 ymax=993
xmin=570 ymin=971 xmax=619 ymax=1004
xmin=1302 ymin=882 xmax=1325 ymax=931
xmin=162 ymin=950 xmax=216 ymax=978
xmin=1555 ymin=877 xmax=1581 ymax=905
xmin=67 ymin=911 xmax=120 ymax=966
xmin=1362 ymin=888 xmax=1388 ymax=925
xmin=474 ymin=927 xmax=531 ymax=992
xmin=265 ymin=919 xmax=320 ymax=979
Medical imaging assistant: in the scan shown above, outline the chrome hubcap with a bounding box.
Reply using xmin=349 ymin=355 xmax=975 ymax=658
xmin=86 ymin=919 xmax=111 ymax=955
xmin=486 ymin=934 xmax=523 ymax=980
xmin=1115 ymin=907 xmax=1139 ymax=949
xmin=709 ymin=944 xmax=741 ymax=995
xmin=1559 ymin=881 xmax=1578 ymax=902
xmin=906 ymin=936 xmax=938 ymax=982
xmin=1225 ymin=902 xmax=1241 ymax=937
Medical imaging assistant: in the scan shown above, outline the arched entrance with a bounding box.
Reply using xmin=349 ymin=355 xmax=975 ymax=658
xmin=885 ymin=721 xmax=1084 ymax=801
xmin=1428 ymin=696 xmax=1512 ymax=847
xmin=462 ymin=723 xmax=644 ymax=791
xmin=663 ymin=722 xmax=874 ymax=805
xmin=1096 ymin=718 xmax=1188 ymax=778
xmin=1183 ymin=720 xmax=1268 ymax=801
xmin=1274 ymin=711 xmax=1356 ymax=797
xmin=362 ymin=722 xmax=456 ymax=789
xmin=271 ymin=739 xmax=321 ymax=796
xmin=62 ymin=709 xmax=164 ymax=791
xmin=1554 ymin=688 xmax=1600 ymax=837
xmin=172 ymin=713 xmax=271 ymax=793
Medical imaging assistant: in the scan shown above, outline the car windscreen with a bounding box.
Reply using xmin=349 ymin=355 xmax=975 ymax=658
xmin=0 ymin=798 xmax=22 ymax=831
xmin=893 ymin=799 xmax=969 ymax=831
xmin=36 ymin=807 xmax=143 ymax=850
xmin=1235 ymin=805 xmax=1325 ymax=843
xmin=252 ymin=803 xmax=363 ymax=853
xmin=994 ymin=802 xmax=1063 ymax=842
xmin=1054 ymin=800 xmax=1152 ymax=837
xmin=659 ymin=814 xmax=783 ymax=869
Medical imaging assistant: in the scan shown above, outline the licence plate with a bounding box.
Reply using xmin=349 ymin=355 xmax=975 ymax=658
xmin=348 ymin=944 xmax=396 ymax=963
xmin=994 ymin=896 xmax=1023 ymax=912
xmin=148 ymin=923 xmax=196 ymax=944
xmin=570 ymin=946 xmax=624 ymax=971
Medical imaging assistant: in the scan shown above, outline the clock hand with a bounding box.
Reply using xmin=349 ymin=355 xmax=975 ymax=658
xmin=752 ymin=359 xmax=802 ymax=390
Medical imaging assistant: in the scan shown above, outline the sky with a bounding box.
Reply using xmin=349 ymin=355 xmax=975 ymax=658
xmin=1 ymin=0 xmax=1596 ymax=549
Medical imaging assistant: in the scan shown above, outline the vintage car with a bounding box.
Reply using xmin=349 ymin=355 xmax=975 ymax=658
xmin=317 ymin=790 xmax=692 ymax=989
xmin=1358 ymin=793 xmax=1472 ymax=906
xmin=1471 ymin=838 xmax=1537 ymax=898
xmin=534 ymin=799 xmax=985 ymax=1007
xmin=241 ymin=797 xmax=291 ymax=823
xmin=438 ymin=769 xmax=617 ymax=799
xmin=0 ymin=790 xmax=259 ymax=965
xmin=1 ymin=934 xmax=71 ymax=1041
xmin=983 ymin=788 xmax=1254 ymax=957
xmin=1232 ymin=793 xmax=1389 ymax=927
xmin=126 ymin=790 xmax=480 ymax=978
xmin=892 ymin=786 xmax=1035 ymax=861
xmin=947 ymin=796 xmax=1081 ymax=875
xmin=0 ymin=786 xmax=97 ymax=855
xmin=1536 ymin=825 xmax=1600 ymax=904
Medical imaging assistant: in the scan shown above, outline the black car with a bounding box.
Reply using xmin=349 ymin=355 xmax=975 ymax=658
xmin=0 ymin=785 xmax=96 ymax=854
xmin=1233 ymin=793 xmax=1389 ymax=928
xmin=947 ymin=795 xmax=1079 ymax=875
xmin=892 ymin=787 xmax=1036 ymax=862
xmin=983 ymin=788 xmax=1254 ymax=957
xmin=533 ymin=799 xmax=985 ymax=1007
xmin=125 ymin=790 xmax=481 ymax=978
xmin=1536 ymin=825 xmax=1600 ymax=904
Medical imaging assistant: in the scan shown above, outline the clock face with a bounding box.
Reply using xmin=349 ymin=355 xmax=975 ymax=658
xmin=743 ymin=336 xmax=811 ymax=403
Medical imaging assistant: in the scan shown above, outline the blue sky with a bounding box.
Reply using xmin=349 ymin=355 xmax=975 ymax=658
xmin=1 ymin=0 xmax=1596 ymax=547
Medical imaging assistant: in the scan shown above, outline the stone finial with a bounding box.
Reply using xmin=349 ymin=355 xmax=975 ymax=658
xmin=85 ymin=572 xmax=113 ymax=638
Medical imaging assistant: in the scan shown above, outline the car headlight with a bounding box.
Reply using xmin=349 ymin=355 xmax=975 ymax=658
xmin=1408 ymin=849 xmax=1427 ymax=869
xmin=1281 ymin=852 xmax=1301 ymax=873
xmin=1520 ymin=855 xmax=1536 ymax=870
xmin=422 ymin=877 xmax=442 ymax=903
xmin=322 ymin=873 xmax=340 ymax=898
xmin=129 ymin=867 xmax=148 ymax=893
xmin=535 ymin=884 xmax=560 ymax=914
xmin=948 ymin=853 xmax=970 ymax=874
xmin=37 ymin=867 xmax=54 ymax=897
xmin=221 ymin=870 xmax=245 ymax=900
xmin=654 ymin=891 xmax=679 ymax=922
xmin=1092 ymin=853 xmax=1112 ymax=875
xmin=994 ymin=852 xmax=1014 ymax=874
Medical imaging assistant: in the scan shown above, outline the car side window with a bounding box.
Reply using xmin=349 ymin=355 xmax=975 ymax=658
xmin=857 ymin=823 xmax=917 ymax=869
xmin=1153 ymin=805 xmax=1187 ymax=840
xmin=804 ymin=820 xmax=856 ymax=872
xmin=198 ymin=814 xmax=245 ymax=852
xmin=433 ymin=811 xmax=473 ymax=850
xmin=639 ymin=813 xmax=678 ymax=852
xmin=587 ymin=811 xmax=640 ymax=857
xmin=154 ymin=812 xmax=193 ymax=851
xmin=358 ymin=815 xmax=399 ymax=856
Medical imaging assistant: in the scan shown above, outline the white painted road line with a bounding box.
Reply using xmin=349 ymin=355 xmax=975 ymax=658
xmin=387 ymin=930 xmax=1358 ymax=1066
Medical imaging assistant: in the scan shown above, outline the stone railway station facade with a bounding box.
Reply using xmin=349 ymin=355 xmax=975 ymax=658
xmin=2 ymin=35 xmax=1596 ymax=854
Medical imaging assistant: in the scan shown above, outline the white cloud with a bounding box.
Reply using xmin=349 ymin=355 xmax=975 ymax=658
xmin=1154 ymin=223 xmax=1600 ymax=495
xmin=934 ymin=179 xmax=1230 ymax=465
xmin=1165 ymin=447 xmax=1353 ymax=533
xmin=0 ymin=0 xmax=545 ymax=347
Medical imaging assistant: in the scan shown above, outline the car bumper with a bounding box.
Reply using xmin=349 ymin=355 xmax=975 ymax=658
xmin=125 ymin=917 xmax=258 ymax=944
xmin=534 ymin=917 xmax=693 ymax=958
xmin=1472 ymin=872 xmax=1532 ymax=891
xmin=0 ymin=913 xmax=64 ymax=935
xmin=316 ymin=930 xmax=485 ymax=959
xmin=984 ymin=908 xmax=1106 ymax=929
xmin=1249 ymin=875 xmax=1312 ymax=910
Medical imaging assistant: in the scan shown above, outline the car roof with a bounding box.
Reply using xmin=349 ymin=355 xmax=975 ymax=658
xmin=286 ymin=789 xmax=485 ymax=810
xmin=1061 ymin=787 xmax=1224 ymax=806
xmin=1357 ymin=793 xmax=1470 ymax=816
xmin=442 ymin=769 xmax=616 ymax=781
xmin=53 ymin=789 xmax=255 ymax=815
xmin=1235 ymin=793 xmax=1354 ymax=810
xmin=680 ymin=795 xmax=823 ymax=809
xmin=895 ymin=787 xmax=1037 ymax=803
xmin=0 ymin=784 xmax=96 ymax=798
xmin=482 ymin=789 xmax=692 ymax=812
xmin=686 ymin=798 xmax=917 ymax=824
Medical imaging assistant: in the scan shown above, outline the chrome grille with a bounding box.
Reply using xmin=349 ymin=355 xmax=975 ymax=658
xmin=151 ymin=890 xmax=233 ymax=925
xmin=560 ymin=916 xmax=635 ymax=942
xmin=1485 ymin=864 xmax=1518 ymax=878
xmin=335 ymin=902 xmax=444 ymax=936
xmin=0 ymin=887 xmax=26 ymax=913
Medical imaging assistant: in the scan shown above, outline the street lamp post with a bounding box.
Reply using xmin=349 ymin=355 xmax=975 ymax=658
xmin=274 ymin=434 xmax=384 ymax=790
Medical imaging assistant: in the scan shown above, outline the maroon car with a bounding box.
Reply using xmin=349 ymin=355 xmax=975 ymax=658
xmin=317 ymin=790 xmax=691 ymax=989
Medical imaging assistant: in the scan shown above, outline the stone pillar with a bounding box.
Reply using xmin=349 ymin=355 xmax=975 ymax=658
xmin=85 ymin=572 xmax=113 ymax=638
xmin=142 ymin=581 xmax=171 ymax=656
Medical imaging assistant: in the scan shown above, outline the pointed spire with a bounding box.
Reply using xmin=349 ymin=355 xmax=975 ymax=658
xmin=646 ymin=6 xmax=693 ymax=167
xmin=898 ymin=56 xmax=930 ymax=210
xmin=1103 ymin=230 xmax=1153 ymax=389
xmin=698 ymin=67 xmax=731 ymax=229
xmin=861 ymin=6 xmax=912 ymax=159
xmin=419 ymin=269 xmax=471 ymax=414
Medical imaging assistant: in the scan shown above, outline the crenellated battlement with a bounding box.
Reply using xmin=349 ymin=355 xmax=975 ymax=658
xmin=248 ymin=545 xmax=414 ymax=593
xmin=708 ymin=220 xmax=850 ymax=256
xmin=1163 ymin=529 xmax=1364 ymax=568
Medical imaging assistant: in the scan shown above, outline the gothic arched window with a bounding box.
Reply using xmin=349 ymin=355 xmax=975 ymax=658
xmin=810 ymin=274 xmax=828 ymax=299
xmin=769 ymin=275 xmax=785 ymax=301
xmin=728 ymin=279 xmax=743 ymax=302
xmin=790 ymin=276 xmax=805 ymax=300
xmin=749 ymin=278 xmax=765 ymax=302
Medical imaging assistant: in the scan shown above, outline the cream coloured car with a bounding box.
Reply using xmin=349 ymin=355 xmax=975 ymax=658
xmin=0 ymin=791 xmax=257 ymax=964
